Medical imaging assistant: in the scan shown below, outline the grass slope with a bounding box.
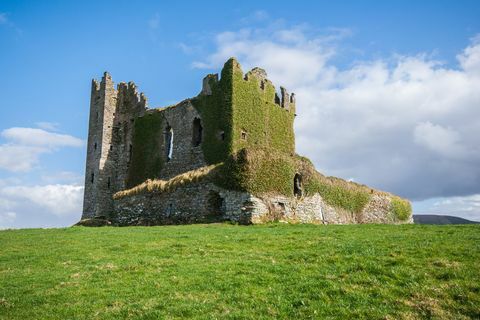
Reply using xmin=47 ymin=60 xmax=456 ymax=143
xmin=1 ymin=224 xmax=479 ymax=319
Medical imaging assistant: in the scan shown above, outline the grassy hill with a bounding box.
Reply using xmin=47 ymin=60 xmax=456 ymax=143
xmin=1 ymin=224 xmax=479 ymax=319
xmin=414 ymin=214 xmax=480 ymax=225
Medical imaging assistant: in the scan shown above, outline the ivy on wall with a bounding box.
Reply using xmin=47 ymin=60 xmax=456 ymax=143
xmin=126 ymin=112 xmax=164 ymax=188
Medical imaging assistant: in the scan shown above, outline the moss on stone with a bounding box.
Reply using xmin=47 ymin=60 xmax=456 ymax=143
xmin=190 ymin=60 xmax=235 ymax=165
xmin=230 ymin=60 xmax=295 ymax=155
xmin=126 ymin=112 xmax=164 ymax=187
xmin=213 ymin=148 xmax=296 ymax=195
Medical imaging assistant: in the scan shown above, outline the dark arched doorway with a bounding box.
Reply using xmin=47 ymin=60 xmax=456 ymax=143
xmin=294 ymin=173 xmax=303 ymax=198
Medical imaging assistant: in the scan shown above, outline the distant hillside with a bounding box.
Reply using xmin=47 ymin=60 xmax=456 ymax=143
xmin=414 ymin=214 xmax=480 ymax=225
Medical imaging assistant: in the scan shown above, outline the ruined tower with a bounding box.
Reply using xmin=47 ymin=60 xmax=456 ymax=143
xmin=82 ymin=73 xmax=146 ymax=219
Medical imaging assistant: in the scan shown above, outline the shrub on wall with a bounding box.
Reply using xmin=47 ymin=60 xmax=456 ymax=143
xmin=390 ymin=196 xmax=412 ymax=221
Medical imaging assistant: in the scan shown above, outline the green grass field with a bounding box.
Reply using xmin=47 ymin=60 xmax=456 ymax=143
xmin=1 ymin=224 xmax=479 ymax=319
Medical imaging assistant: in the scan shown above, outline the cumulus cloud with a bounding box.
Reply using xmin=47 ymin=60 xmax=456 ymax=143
xmin=0 ymin=145 xmax=48 ymax=172
xmin=415 ymin=194 xmax=480 ymax=221
xmin=1 ymin=127 xmax=84 ymax=148
xmin=0 ymin=184 xmax=84 ymax=217
xmin=192 ymin=23 xmax=480 ymax=208
xmin=36 ymin=121 xmax=60 ymax=131
xmin=0 ymin=127 xmax=84 ymax=172
xmin=0 ymin=211 xmax=16 ymax=229
xmin=413 ymin=122 xmax=468 ymax=158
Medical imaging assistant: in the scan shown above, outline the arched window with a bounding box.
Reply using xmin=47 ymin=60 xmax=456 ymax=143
xmin=294 ymin=173 xmax=303 ymax=198
xmin=192 ymin=118 xmax=203 ymax=146
xmin=165 ymin=125 xmax=173 ymax=161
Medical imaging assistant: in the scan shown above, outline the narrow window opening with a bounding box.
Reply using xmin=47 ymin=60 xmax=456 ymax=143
xmin=294 ymin=173 xmax=303 ymax=198
xmin=91 ymin=172 xmax=94 ymax=184
xmin=260 ymin=80 xmax=265 ymax=90
xmin=274 ymin=93 xmax=281 ymax=105
xmin=217 ymin=130 xmax=225 ymax=141
xmin=107 ymin=177 xmax=111 ymax=189
xmin=128 ymin=144 xmax=133 ymax=161
xmin=165 ymin=125 xmax=173 ymax=161
xmin=192 ymin=118 xmax=203 ymax=146
xmin=110 ymin=145 xmax=113 ymax=151
xmin=241 ymin=130 xmax=248 ymax=140
xmin=94 ymin=142 xmax=97 ymax=150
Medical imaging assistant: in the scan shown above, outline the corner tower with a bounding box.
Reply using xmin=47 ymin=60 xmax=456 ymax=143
xmin=82 ymin=73 xmax=147 ymax=219
xmin=82 ymin=73 xmax=117 ymax=219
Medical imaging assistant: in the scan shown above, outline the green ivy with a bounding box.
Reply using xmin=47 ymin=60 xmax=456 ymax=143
xmin=190 ymin=61 xmax=235 ymax=164
xmin=126 ymin=112 xmax=164 ymax=187
xmin=230 ymin=60 xmax=295 ymax=155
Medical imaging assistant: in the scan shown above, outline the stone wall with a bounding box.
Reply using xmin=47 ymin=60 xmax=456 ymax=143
xmin=82 ymin=73 xmax=146 ymax=219
xmin=82 ymin=73 xmax=118 ymax=219
xmin=113 ymin=181 xmax=252 ymax=225
xmin=154 ymin=100 xmax=207 ymax=180
xmin=113 ymin=179 xmax=411 ymax=226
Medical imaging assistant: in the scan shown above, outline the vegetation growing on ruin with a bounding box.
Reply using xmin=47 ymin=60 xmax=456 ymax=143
xmin=213 ymin=148 xmax=296 ymax=195
xmin=229 ymin=61 xmax=295 ymax=154
xmin=115 ymin=164 xmax=219 ymax=199
xmin=210 ymin=148 xmax=412 ymax=219
xmin=1 ymin=224 xmax=479 ymax=319
xmin=126 ymin=112 xmax=164 ymax=188
xmin=190 ymin=61 xmax=235 ymax=165
xmin=391 ymin=196 xmax=413 ymax=221
xmin=190 ymin=58 xmax=295 ymax=164
xmin=299 ymin=158 xmax=372 ymax=214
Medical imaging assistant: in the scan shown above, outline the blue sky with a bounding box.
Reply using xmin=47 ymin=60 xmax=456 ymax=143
xmin=1 ymin=0 xmax=480 ymax=228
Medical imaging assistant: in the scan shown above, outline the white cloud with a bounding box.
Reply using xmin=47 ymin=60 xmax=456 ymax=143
xmin=0 ymin=144 xmax=47 ymax=172
xmin=413 ymin=122 xmax=467 ymax=158
xmin=414 ymin=194 xmax=480 ymax=221
xmin=0 ymin=211 xmax=16 ymax=229
xmin=191 ymin=23 xmax=480 ymax=203
xmin=458 ymin=35 xmax=480 ymax=75
xmin=1 ymin=127 xmax=84 ymax=148
xmin=40 ymin=171 xmax=83 ymax=184
xmin=0 ymin=127 xmax=84 ymax=172
xmin=0 ymin=184 xmax=84 ymax=217
xmin=36 ymin=122 xmax=60 ymax=131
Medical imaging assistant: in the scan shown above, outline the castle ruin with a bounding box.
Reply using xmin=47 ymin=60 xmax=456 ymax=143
xmin=81 ymin=58 xmax=412 ymax=225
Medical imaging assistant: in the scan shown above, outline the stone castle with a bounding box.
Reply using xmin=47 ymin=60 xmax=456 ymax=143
xmin=81 ymin=58 xmax=412 ymax=225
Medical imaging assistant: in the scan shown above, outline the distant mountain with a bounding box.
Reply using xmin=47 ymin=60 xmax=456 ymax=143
xmin=414 ymin=214 xmax=480 ymax=225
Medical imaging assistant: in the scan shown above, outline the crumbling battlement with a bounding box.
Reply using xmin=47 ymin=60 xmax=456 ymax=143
xmin=82 ymin=72 xmax=147 ymax=219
